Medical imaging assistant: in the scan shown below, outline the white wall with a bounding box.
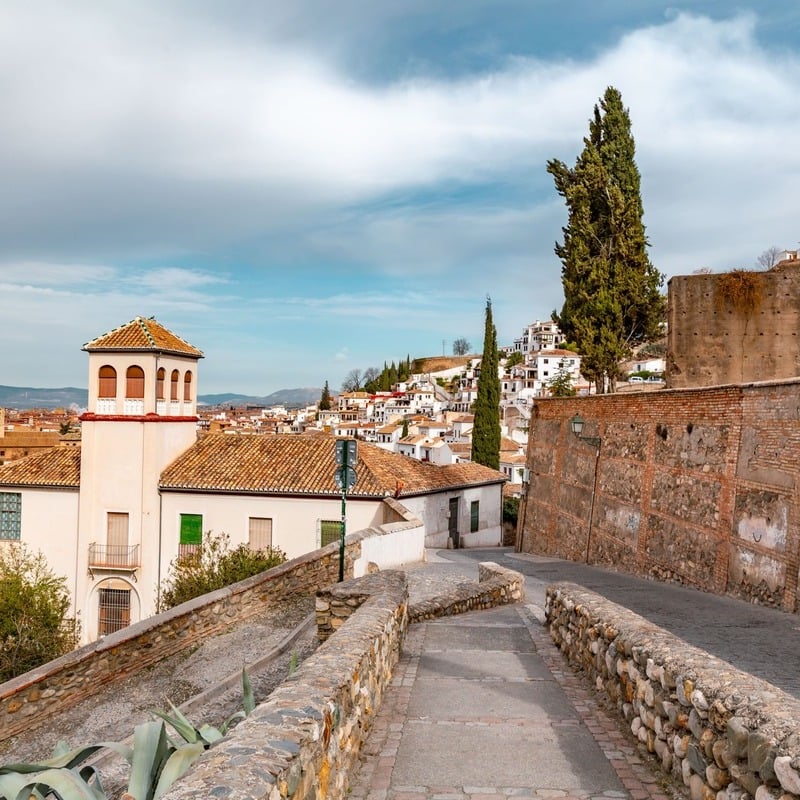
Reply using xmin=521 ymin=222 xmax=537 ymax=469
xmin=353 ymin=520 xmax=426 ymax=577
xmin=401 ymin=483 xmax=503 ymax=549
xmin=14 ymin=487 xmax=80 ymax=614
xmin=158 ymin=492 xmax=386 ymax=574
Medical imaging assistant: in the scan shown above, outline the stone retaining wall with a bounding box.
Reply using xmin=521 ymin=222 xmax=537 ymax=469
xmin=162 ymin=570 xmax=409 ymax=800
xmin=546 ymin=583 xmax=800 ymax=800
xmin=0 ymin=538 xmax=359 ymax=742
xmin=408 ymin=561 xmax=524 ymax=622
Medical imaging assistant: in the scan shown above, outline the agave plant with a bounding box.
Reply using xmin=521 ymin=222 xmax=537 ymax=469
xmin=152 ymin=667 xmax=255 ymax=747
xmin=0 ymin=668 xmax=255 ymax=800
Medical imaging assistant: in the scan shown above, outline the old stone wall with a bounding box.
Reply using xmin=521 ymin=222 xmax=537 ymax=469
xmin=519 ymin=381 xmax=800 ymax=612
xmin=164 ymin=563 xmax=524 ymax=800
xmin=162 ymin=570 xmax=409 ymax=800
xmin=547 ymin=584 xmax=800 ymax=800
xmin=0 ymin=538 xmax=358 ymax=742
xmin=668 ymin=263 xmax=800 ymax=389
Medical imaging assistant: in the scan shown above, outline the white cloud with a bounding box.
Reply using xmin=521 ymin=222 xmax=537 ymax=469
xmin=1 ymin=6 xmax=799 ymax=392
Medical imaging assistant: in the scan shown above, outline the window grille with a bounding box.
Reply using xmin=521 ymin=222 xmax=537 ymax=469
xmin=0 ymin=492 xmax=21 ymax=540
xmin=470 ymin=500 xmax=479 ymax=533
xmin=98 ymin=587 xmax=130 ymax=636
xmin=319 ymin=519 xmax=342 ymax=547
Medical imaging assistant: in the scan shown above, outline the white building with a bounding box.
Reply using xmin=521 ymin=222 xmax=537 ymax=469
xmin=0 ymin=318 xmax=506 ymax=643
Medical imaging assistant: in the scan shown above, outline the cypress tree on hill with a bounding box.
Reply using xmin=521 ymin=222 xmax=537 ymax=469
xmin=547 ymin=86 xmax=664 ymax=393
xmin=318 ymin=380 xmax=332 ymax=411
xmin=471 ymin=297 xmax=501 ymax=470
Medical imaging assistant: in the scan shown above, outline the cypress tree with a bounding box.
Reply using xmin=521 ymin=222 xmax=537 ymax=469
xmin=471 ymin=297 xmax=501 ymax=469
xmin=318 ymin=381 xmax=332 ymax=411
xmin=547 ymin=86 xmax=664 ymax=393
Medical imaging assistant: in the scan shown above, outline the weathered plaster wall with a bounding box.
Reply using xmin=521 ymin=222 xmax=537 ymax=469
xmin=519 ymin=381 xmax=800 ymax=612
xmin=667 ymin=263 xmax=800 ymax=389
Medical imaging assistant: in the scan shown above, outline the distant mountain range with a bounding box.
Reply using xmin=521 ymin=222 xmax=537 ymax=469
xmin=0 ymin=385 xmax=321 ymax=411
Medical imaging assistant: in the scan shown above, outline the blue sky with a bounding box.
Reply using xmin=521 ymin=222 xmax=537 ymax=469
xmin=1 ymin=1 xmax=799 ymax=395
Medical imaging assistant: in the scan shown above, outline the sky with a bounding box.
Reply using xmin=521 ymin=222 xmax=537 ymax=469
xmin=1 ymin=1 xmax=799 ymax=396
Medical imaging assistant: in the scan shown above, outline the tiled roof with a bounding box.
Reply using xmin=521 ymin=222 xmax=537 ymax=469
xmin=0 ymin=448 xmax=81 ymax=488
xmin=160 ymin=434 xmax=505 ymax=497
xmin=83 ymin=317 xmax=203 ymax=358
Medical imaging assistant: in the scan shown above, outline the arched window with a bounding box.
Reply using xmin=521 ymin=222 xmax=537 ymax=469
xmin=170 ymin=370 xmax=179 ymax=401
xmin=98 ymin=366 xmax=117 ymax=398
xmin=125 ymin=366 xmax=145 ymax=399
xmin=183 ymin=371 xmax=192 ymax=402
xmin=156 ymin=368 xmax=165 ymax=400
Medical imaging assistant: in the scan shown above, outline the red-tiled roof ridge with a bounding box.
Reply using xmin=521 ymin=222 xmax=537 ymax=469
xmin=159 ymin=434 xmax=505 ymax=498
xmin=0 ymin=448 xmax=81 ymax=488
xmin=83 ymin=317 xmax=203 ymax=358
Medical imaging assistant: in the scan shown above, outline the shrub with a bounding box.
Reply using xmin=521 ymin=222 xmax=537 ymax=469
xmin=158 ymin=532 xmax=286 ymax=611
xmin=502 ymin=496 xmax=520 ymax=528
xmin=0 ymin=544 xmax=79 ymax=682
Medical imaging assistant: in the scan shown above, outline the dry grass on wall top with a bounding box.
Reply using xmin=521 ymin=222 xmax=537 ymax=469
xmin=716 ymin=269 xmax=764 ymax=315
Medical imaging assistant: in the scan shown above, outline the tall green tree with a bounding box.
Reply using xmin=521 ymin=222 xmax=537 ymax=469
xmin=471 ymin=297 xmax=501 ymax=469
xmin=547 ymin=86 xmax=664 ymax=393
xmin=318 ymin=380 xmax=332 ymax=411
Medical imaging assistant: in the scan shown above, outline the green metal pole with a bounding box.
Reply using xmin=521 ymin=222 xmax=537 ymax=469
xmin=339 ymin=445 xmax=348 ymax=582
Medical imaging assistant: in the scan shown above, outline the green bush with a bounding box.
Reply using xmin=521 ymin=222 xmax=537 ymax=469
xmin=0 ymin=544 xmax=79 ymax=682
xmin=158 ymin=532 xmax=286 ymax=611
xmin=502 ymin=496 xmax=519 ymax=528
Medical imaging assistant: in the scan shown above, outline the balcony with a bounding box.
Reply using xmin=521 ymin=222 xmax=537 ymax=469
xmin=88 ymin=543 xmax=140 ymax=578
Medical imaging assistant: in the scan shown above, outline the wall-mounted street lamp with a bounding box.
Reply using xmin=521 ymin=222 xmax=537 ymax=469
xmin=570 ymin=413 xmax=601 ymax=449
xmin=569 ymin=413 xmax=601 ymax=563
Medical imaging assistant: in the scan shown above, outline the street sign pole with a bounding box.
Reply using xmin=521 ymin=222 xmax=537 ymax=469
xmin=334 ymin=439 xmax=358 ymax=582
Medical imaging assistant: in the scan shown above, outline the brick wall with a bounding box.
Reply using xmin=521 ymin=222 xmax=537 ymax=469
xmin=519 ymin=380 xmax=800 ymax=612
xmin=668 ymin=263 xmax=800 ymax=388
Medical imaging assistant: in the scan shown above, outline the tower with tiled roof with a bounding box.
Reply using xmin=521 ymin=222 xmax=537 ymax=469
xmin=77 ymin=317 xmax=204 ymax=638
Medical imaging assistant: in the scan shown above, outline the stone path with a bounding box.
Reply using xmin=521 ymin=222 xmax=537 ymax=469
xmin=350 ymin=554 xmax=677 ymax=800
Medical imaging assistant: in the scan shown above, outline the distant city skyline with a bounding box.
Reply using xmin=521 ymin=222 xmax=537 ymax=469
xmin=2 ymin=1 xmax=799 ymax=395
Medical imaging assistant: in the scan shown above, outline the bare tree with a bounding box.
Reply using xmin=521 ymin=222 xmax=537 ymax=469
xmin=340 ymin=368 xmax=363 ymax=393
xmin=362 ymin=366 xmax=380 ymax=385
xmin=452 ymin=337 xmax=471 ymax=356
xmin=756 ymin=245 xmax=783 ymax=270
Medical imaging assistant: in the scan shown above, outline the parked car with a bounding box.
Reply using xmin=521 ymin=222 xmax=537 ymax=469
xmin=629 ymin=376 xmax=645 ymax=383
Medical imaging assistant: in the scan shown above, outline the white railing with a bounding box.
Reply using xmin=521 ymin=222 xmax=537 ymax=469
xmin=96 ymin=398 xmax=117 ymax=415
xmin=123 ymin=399 xmax=144 ymax=415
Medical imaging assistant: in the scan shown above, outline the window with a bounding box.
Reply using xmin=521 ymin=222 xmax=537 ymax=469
xmin=98 ymin=586 xmax=130 ymax=636
xmin=170 ymin=370 xmax=179 ymax=401
xmin=98 ymin=365 xmax=117 ymax=398
xmin=249 ymin=517 xmax=273 ymax=551
xmin=319 ymin=519 xmax=342 ymax=547
xmin=0 ymin=492 xmax=21 ymax=540
xmin=125 ymin=365 xmax=145 ymax=399
xmin=179 ymin=513 xmax=203 ymax=557
xmin=470 ymin=500 xmax=479 ymax=533
xmin=156 ymin=368 xmax=165 ymax=400
xmin=183 ymin=371 xmax=192 ymax=402
xmin=106 ymin=512 xmax=130 ymax=567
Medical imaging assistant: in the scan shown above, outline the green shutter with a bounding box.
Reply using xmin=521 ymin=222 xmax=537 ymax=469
xmin=470 ymin=501 xmax=479 ymax=533
xmin=320 ymin=520 xmax=342 ymax=547
xmin=179 ymin=514 xmax=203 ymax=545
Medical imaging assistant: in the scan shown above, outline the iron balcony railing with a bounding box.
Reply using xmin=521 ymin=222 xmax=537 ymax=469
xmin=88 ymin=543 xmax=140 ymax=570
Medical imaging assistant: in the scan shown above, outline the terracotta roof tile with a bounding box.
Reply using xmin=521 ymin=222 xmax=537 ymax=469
xmin=0 ymin=448 xmax=81 ymax=488
xmin=83 ymin=317 xmax=203 ymax=358
xmin=160 ymin=434 xmax=505 ymax=497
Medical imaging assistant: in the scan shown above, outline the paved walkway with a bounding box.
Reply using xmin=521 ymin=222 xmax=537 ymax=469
xmin=348 ymin=551 xmax=675 ymax=800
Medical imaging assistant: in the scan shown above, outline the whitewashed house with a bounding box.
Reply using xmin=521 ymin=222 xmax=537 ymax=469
xmin=0 ymin=317 xmax=506 ymax=643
